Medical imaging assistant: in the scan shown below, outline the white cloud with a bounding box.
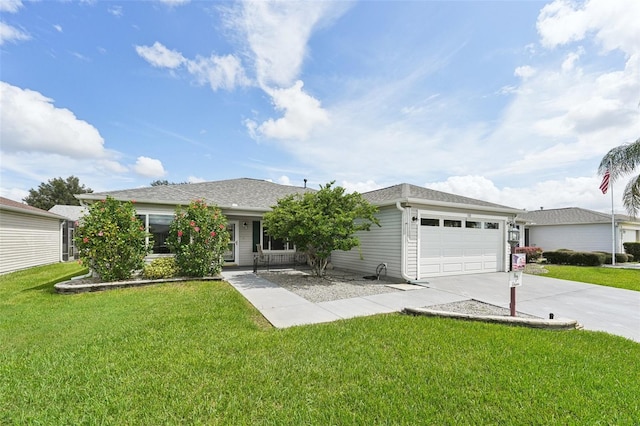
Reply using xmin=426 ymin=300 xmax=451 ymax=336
xmin=537 ymin=0 xmax=640 ymax=54
xmin=277 ymin=175 xmax=291 ymax=186
xmin=514 ymin=65 xmax=535 ymax=79
xmin=135 ymin=42 xmax=185 ymax=69
xmin=231 ymin=1 xmax=349 ymax=88
xmin=187 ymin=176 xmax=206 ymax=183
xmin=133 ymin=156 xmax=166 ymax=178
xmin=0 ymin=22 xmax=30 ymax=45
xmin=159 ymin=0 xmax=190 ymax=7
xmin=186 ymin=54 xmax=250 ymax=91
xmin=249 ymin=80 xmax=329 ymax=140
xmin=53 ymin=24 xmax=63 ymax=33
xmin=136 ymin=42 xmax=249 ymax=91
xmin=108 ymin=6 xmax=123 ymax=17
xmin=0 ymin=0 xmax=23 ymax=13
xmin=341 ymin=180 xmax=384 ymax=194
xmin=425 ymin=175 xmax=625 ymax=213
xmin=0 ymin=82 xmax=109 ymax=158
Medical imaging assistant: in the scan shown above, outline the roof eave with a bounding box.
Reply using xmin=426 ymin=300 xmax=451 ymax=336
xmin=0 ymin=205 xmax=65 ymax=220
xmin=375 ymin=198 xmax=523 ymax=215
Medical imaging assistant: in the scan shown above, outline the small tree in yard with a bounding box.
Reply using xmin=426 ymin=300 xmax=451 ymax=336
xmin=166 ymin=200 xmax=230 ymax=277
xmin=75 ymin=197 xmax=149 ymax=282
xmin=262 ymin=182 xmax=380 ymax=277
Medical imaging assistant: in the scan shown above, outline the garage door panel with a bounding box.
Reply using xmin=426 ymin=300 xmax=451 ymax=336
xmin=464 ymin=262 xmax=483 ymax=271
xmin=443 ymin=263 xmax=463 ymax=273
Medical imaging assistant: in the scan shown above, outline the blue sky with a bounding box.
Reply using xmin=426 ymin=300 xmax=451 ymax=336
xmin=1 ymin=0 xmax=638 ymax=213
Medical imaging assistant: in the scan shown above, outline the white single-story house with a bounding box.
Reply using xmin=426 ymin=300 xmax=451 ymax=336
xmin=517 ymin=207 xmax=640 ymax=253
xmin=0 ymin=197 xmax=66 ymax=274
xmin=76 ymin=178 xmax=523 ymax=280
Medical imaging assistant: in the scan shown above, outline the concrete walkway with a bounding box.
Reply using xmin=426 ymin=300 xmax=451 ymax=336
xmin=222 ymin=269 xmax=640 ymax=343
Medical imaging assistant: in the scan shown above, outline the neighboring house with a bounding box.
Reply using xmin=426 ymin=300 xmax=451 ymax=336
xmin=77 ymin=178 xmax=522 ymax=280
xmin=0 ymin=197 xmax=65 ymax=274
xmin=517 ymin=207 xmax=640 ymax=253
xmin=49 ymin=205 xmax=86 ymax=261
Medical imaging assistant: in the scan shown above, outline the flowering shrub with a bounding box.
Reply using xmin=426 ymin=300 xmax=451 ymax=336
xmin=514 ymin=246 xmax=544 ymax=263
xmin=166 ymin=200 xmax=230 ymax=277
xmin=75 ymin=196 xmax=149 ymax=281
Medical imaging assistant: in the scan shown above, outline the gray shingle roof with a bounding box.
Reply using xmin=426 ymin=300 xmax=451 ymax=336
xmin=517 ymin=207 xmax=638 ymax=225
xmin=78 ymin=179 xmax=521 ymax=213
xmin=363 ymin=183 xmax=520 ymax=211
xmin=77 ymin=178 xmax=314 ymax=210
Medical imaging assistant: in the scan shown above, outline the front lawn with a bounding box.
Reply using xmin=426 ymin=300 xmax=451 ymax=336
xmin=542 ymin=264 xmax=640 ymax=291
xmin=1 ymin=263 xmax=638 ymax=424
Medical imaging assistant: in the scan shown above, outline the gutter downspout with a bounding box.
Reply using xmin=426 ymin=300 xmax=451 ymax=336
xmin=396 ymin=201 xmax=416 ymax=282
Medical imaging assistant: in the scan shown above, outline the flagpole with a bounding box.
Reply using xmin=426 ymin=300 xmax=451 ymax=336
xmin=610 ymin=160 xmax=616 ymax=266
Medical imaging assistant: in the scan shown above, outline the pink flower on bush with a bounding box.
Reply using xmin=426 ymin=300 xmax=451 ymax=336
xmin=177 ymin=230 xmax=183 ymax=237
xmin=219 ymin=224 xmax=225 ymax=229
xmin=98 ymin=231 xmax=103 ymax=237
xmin=83 ymin=237 xmax=89 ymax=243
xmin=190 ymin=221 xmax=196 ymax=227
xmin=194 ymin=227 xmax=200 ymax=232
xmin=210 ymin=231 xmax=216 ymax=237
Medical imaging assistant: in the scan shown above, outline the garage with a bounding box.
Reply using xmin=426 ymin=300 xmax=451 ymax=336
xmin=419 ymin=215 xmax=504 ymax=278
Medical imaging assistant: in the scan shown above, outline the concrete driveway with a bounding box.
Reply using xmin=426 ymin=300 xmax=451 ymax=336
xmin=424 ymin=273 xmax=640 ymax=343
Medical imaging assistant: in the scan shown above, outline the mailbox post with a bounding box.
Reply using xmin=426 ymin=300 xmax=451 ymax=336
xmin=507 ymin=225 xmax=522 ymax=317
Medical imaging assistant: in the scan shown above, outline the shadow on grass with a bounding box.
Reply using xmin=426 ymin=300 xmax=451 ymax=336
xmin=22 ymin=269 xmax=89 ymax=293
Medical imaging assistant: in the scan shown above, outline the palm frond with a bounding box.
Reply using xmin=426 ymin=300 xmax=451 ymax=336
xmin=622 ymin=174 xmax=640 ymax=218
xmin=598 ymin=137 xmax=640 ymax=180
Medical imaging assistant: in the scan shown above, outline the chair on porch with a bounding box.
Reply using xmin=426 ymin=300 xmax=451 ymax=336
xmin=253 ymin=244 xmax=270 ymax=272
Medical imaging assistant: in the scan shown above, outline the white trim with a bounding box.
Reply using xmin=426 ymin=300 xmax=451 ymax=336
xmin=225 ymin=221 xmax=240 ymax=264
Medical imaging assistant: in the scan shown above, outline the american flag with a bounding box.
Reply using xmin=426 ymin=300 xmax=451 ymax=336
xmin=599 ymin=169 xmax=610 ymax=194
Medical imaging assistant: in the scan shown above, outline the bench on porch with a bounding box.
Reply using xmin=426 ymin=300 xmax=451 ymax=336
xmin=253 ymin=244 xmax=307 ymax=272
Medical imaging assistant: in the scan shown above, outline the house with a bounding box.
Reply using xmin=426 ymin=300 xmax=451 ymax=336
xmin=517 ymin=207 xmax=640 ymax=253
xmin=49 ymin=205 xmax=86 ymax=261
xmin=0 ymin=197 xmax=66 ymax=274
xmin=76 ymin=178 xmax=523 ymax=280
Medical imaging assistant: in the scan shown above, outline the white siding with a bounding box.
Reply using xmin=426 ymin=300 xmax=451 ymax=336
xmin=0 ymin=210 xmax=61 ymax=274
xmin=528 ymin=224 xmax=612 ymax=252
xmin=330 ymin=207 xmax=403 ymax=279
xmin=621 ymin=225 xmax=640 ymax=245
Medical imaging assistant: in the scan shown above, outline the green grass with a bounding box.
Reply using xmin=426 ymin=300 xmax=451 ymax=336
xmin=543 ymin=264 xmax=640 ymax=291
xmin=2 ymin=264 xmax=639 ymax=424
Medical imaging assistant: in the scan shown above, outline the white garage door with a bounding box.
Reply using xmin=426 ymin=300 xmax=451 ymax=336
xmin=419 ymin=216 xmax=504 ymax=278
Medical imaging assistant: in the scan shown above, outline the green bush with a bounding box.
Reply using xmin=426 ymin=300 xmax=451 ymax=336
xmin=75 ymin=197 xmax=149 ymax=281
xmin=515 ymin=246 xmax=543 ymax=262
xmin=595 ymin=252 xmax=630 ymax=264
xmin=542 ymin=250 xmax=605 ymax=266
xmin=623 ymin=242 xmax=640 ymax=259
xmin=143 ymin=257 xmax=178 ymax=279
xmin=166 ymin=199 xmax=230 ymax=277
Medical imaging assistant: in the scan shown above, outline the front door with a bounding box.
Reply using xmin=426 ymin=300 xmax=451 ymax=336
xmin=224 ymin=221 xmax=239 ymax=264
